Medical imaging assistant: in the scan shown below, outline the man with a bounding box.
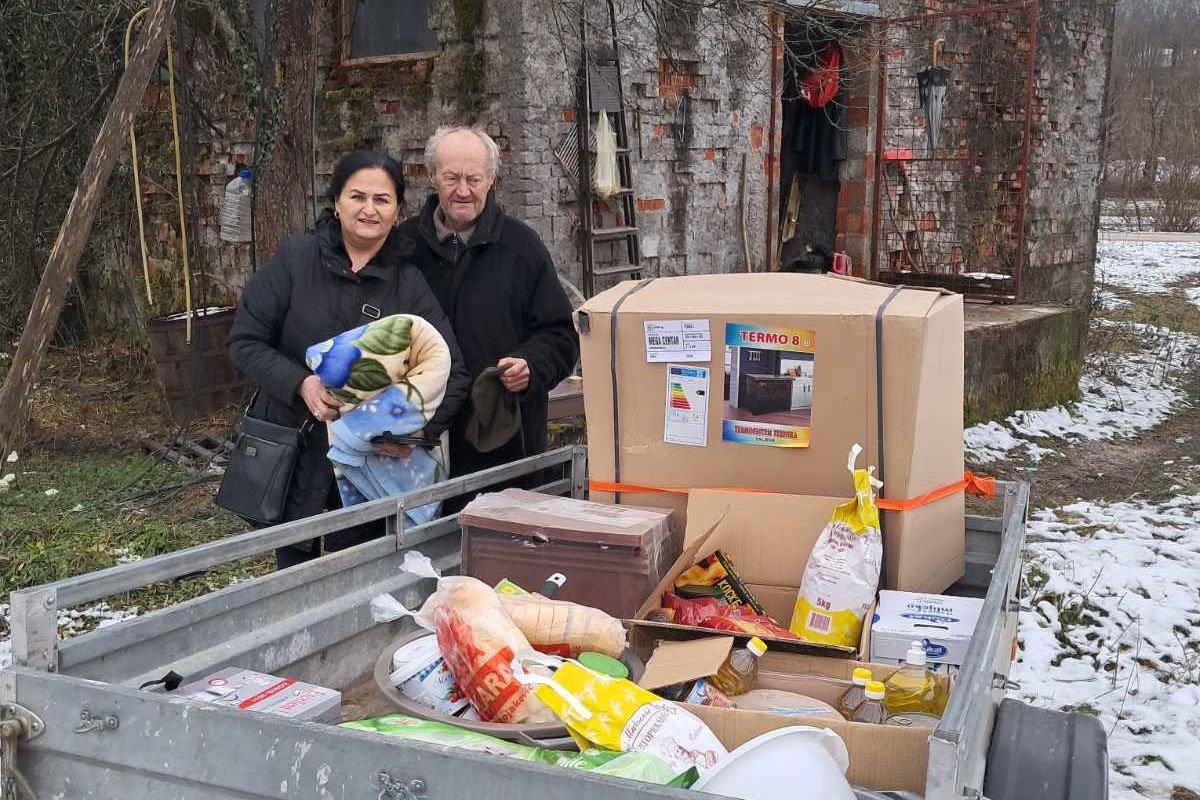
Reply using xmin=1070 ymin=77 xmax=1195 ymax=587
xmin=398 ymin=125 xmax=579 ymax=481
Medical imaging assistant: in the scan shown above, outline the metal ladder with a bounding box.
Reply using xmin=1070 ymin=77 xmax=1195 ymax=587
xmin=575 ymin=2 xmax=641 ymax=298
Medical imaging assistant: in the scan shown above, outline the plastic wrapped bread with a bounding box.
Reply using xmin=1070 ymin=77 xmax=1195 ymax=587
xmin=416 ymin=576 xmax=556 ymax=724
xmin=498 ymin=594 xmax=627 ymax=658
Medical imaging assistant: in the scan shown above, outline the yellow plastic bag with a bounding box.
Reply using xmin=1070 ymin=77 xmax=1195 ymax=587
xmin=515 ymin=656 xmax=727 ymax=776
xmin=790 ymin=443 xmax=883 ymax=647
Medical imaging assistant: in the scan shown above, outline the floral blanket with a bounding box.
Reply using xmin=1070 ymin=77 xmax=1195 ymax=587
xmin=304 ymin=314 xmax=451 ymax=525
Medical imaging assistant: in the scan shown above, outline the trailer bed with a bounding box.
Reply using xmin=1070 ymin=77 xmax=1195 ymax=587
xmin=2 ymin=446 xmax=1033 ymax=800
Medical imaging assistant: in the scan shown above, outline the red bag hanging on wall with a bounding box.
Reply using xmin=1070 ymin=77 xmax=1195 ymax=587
xmin=799 ymin=42 xmax=842 ymax=109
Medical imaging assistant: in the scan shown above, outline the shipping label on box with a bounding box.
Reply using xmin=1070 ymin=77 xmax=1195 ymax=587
xmin=870 ymin=590 xmax=984 ymax=671
xmin=180 ymin=667 xmax=341 ymax=723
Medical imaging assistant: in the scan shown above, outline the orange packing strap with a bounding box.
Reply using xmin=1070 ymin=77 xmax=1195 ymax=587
xmin=588 ymin=471 xmax=995 ymax=511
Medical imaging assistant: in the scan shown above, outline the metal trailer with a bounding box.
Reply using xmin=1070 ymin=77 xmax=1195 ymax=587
xmin=1 ymin=446 xmax=1106 ymax=800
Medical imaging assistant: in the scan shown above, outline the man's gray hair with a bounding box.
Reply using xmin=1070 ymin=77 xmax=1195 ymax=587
xmin=423 ymin=125 xmax=502 ymax=178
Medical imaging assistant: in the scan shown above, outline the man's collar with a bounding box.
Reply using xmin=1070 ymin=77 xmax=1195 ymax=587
xmin=433 ymin=204 xmax=476 ymax=244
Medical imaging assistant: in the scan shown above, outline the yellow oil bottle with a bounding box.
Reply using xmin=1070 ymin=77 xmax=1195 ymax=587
xmin=708 ymin=637 xmax=767 ymax=696
xmin=883 ymin=640 xmax=948 ymax=716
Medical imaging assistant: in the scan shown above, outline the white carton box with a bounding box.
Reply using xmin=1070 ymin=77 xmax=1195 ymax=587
xmin=870 ymin=590 xmax=984 ymax=672
xmin=180 ymin=667 xmax=341 ymax=723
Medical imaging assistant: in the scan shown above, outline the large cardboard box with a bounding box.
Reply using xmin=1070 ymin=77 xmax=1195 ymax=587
xmin=577 ymin=273 xmax=965 ymax=592
xmin=632 ymin=633 xmax=948 ymax=794
xmin=631 ymin=488 xmax=867 ymax=657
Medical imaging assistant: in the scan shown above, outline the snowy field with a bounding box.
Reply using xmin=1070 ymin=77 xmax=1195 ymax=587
xmin=1096 ymin=239 xmax=1200 ymax=305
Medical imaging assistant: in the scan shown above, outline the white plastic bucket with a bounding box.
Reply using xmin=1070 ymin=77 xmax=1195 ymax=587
xmin=692 ymin=725 xmax=855 ymax=800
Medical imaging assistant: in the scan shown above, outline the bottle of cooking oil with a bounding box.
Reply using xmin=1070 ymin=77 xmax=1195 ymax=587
xmin=883 ymin=640 xmax=948 ymax=716
xmin=837 ymin=667 xmax=873 ymax=720
xmin=708 ymin=637 xmax=767 ymax=696
xmin=851 ymin=681 xmax=888 ymax=724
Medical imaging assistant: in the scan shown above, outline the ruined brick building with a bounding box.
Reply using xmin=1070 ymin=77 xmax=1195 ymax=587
xmin=121 ymin=0 xmax=1116 ymax=420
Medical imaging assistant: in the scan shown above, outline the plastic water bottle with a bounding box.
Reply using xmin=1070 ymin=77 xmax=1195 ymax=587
xmin=219 ymin=169 xmax=253 ymax=243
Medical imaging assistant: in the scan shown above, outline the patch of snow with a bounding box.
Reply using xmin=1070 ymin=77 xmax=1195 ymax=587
xmin=1097 ymin=240 xmax=1200 ymax=296
xmin=1012 ymin=494 xmax=1200 ymax=800
xmin=111 ymin=547 xmax=142 ymax=565
xmin=963 ymin=421 xmax=1055 ymax=464
xmin=1095 ymin=289 xmax=1133 ymax=311
xmin=1187 ymin=286 xmax=1200 ymax=310
xmin=966 ymin=321 xmax=1197 ymax=464
xmin=6 ymin=451 xmax=17 ymax=463
xmin=44 ymin=488 xmax=58 ymax=496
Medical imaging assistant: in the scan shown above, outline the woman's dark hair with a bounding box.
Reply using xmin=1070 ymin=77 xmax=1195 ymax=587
xmin=326 ymin=150 xmax=405 ymax=205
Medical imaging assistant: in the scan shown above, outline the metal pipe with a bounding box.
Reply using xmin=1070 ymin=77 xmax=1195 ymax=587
xmin=869 ymin=20 xmax=888 ymax=280
xmin=1014 ymin=1 xmax=1039 ymax=302
xmin=888 ymin=0 xmax=1035 ymax=26
xmin=24 ymin=447 xmax=579 ymax=609
xmin=765 ymin=8 xmax=782 ymax=272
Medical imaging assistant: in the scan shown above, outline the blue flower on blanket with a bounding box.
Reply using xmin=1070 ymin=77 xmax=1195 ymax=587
xmin=305 ymin=325 xmax=368 ymax=385
xmin=311 ymin=343 xmax=362 ymax=389
xmin=331 ymin=385 xmax=428 ymax=450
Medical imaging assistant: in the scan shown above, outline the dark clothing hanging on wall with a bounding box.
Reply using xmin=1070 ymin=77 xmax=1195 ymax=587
xmin=782 ymin=86 xmax=848 ymax=182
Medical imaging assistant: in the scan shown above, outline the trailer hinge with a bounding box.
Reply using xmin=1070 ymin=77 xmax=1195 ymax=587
xmin=1 ymin=703 xmax=45 ymax=800
xmin=376 ymin=772 xmax=427 ymax=800
xmin=73 ymin=709 xmax=119 ymax=734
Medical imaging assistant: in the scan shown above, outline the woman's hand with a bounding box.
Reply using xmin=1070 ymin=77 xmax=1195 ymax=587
xmin=299 ymin=375 xmax=342 ymax=422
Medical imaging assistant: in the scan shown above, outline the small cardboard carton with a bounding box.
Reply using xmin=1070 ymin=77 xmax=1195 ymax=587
xmin=631 ymin=488 xmax=869 ymax=657
xmin=633 ymin=633 xmax=950 ymax=794
xmin=179 ymin=667 xmax=341 ymax=723
xmin=870 ymin=590 xmax=984 ymax=672
xmin=577 ymin=273 xmax=965 ymax=593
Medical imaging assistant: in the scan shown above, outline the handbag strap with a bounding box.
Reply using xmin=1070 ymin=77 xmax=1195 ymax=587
xmin=244 ymin=387 xmax=315 ymax=436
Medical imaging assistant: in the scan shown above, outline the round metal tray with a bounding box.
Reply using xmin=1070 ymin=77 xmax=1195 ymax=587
xmin=372 ymin=629 xmax=644 ymax=746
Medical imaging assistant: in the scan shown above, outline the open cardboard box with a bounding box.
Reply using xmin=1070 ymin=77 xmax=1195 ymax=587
xmin=630 ymin=488 xmax=871 ymax=657
xmin=632 ymin=630 xmax=951 ymax=794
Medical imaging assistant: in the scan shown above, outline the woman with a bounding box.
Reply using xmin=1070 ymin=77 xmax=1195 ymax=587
xmin=229 ymin=150 xmax=470 ymax=569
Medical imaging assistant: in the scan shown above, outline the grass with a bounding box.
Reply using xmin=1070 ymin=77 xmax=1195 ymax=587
xmin=0 ymin=448 xmax=267 ymax=640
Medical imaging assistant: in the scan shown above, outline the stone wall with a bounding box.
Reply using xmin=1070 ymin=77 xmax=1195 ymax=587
xmin=509 ymin=0 xmax=776 ymax=294
xmin=115 ymin=0 xmax=1112 ymax=318
xmin=873 ymin=0 xmax=1116 ymax=307
xmin=1020 ymin=0 xmax=1116 ymax=306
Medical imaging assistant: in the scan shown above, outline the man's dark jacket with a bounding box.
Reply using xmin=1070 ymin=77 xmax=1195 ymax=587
xmin=228 ymin=212 xmax=470 ymax=521
xmin=398 ymin=193 xmax=578 ymax=476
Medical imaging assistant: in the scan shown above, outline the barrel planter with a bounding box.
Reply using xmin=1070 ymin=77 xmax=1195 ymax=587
xmin=146 ymin=307 xmax=245 ymax=422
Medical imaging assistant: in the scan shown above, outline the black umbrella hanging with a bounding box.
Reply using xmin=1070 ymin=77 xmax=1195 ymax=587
xmin=917 ymin=38 xmax=950 ymax=153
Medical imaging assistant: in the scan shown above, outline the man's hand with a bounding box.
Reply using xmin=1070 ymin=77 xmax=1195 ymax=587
xmin=375 ymin=429 xmax=426 ymax=459
xmin=497 ymin=357 xmax=530 ymax=393
xmin=375 ymin=442 xmax=415 ymax=458
xmin=299 ymin=375 xmax=342 ymax=421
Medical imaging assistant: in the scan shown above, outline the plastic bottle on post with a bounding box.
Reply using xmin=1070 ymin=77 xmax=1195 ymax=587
xmin=837 ymin=667 xmax=873 ymax=719
xmin=220 ymin=168 xmax=254 ymax=243
xmin=883 ymin=640 xmax=948 ymax=716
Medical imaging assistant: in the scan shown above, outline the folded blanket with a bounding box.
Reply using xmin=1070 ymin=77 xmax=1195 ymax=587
xmin=304 ymin=314 xmax=451 ymax=525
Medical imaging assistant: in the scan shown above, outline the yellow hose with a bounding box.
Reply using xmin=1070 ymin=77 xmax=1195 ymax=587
xmin=125 ymin=6 xmax=193 ymax=343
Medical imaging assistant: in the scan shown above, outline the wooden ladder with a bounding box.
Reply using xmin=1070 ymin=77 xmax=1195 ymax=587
xmin=576 ymin=2 xmax=642 ymax=298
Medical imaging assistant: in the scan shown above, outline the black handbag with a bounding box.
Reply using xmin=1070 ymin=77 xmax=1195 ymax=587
xmin=215 ymin=393 xmax=314 ymax=525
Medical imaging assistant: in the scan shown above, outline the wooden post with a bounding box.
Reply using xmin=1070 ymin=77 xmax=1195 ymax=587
xmin=0 ymin=0 xmax=177 ymax=457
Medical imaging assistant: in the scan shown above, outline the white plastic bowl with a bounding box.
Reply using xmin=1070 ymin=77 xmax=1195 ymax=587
xmin=692 ymin=725 xmax=855 ymax=800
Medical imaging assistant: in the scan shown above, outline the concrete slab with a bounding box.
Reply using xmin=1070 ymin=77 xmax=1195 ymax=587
xmin=964 ymin=303 xmax=1088 ymax=424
